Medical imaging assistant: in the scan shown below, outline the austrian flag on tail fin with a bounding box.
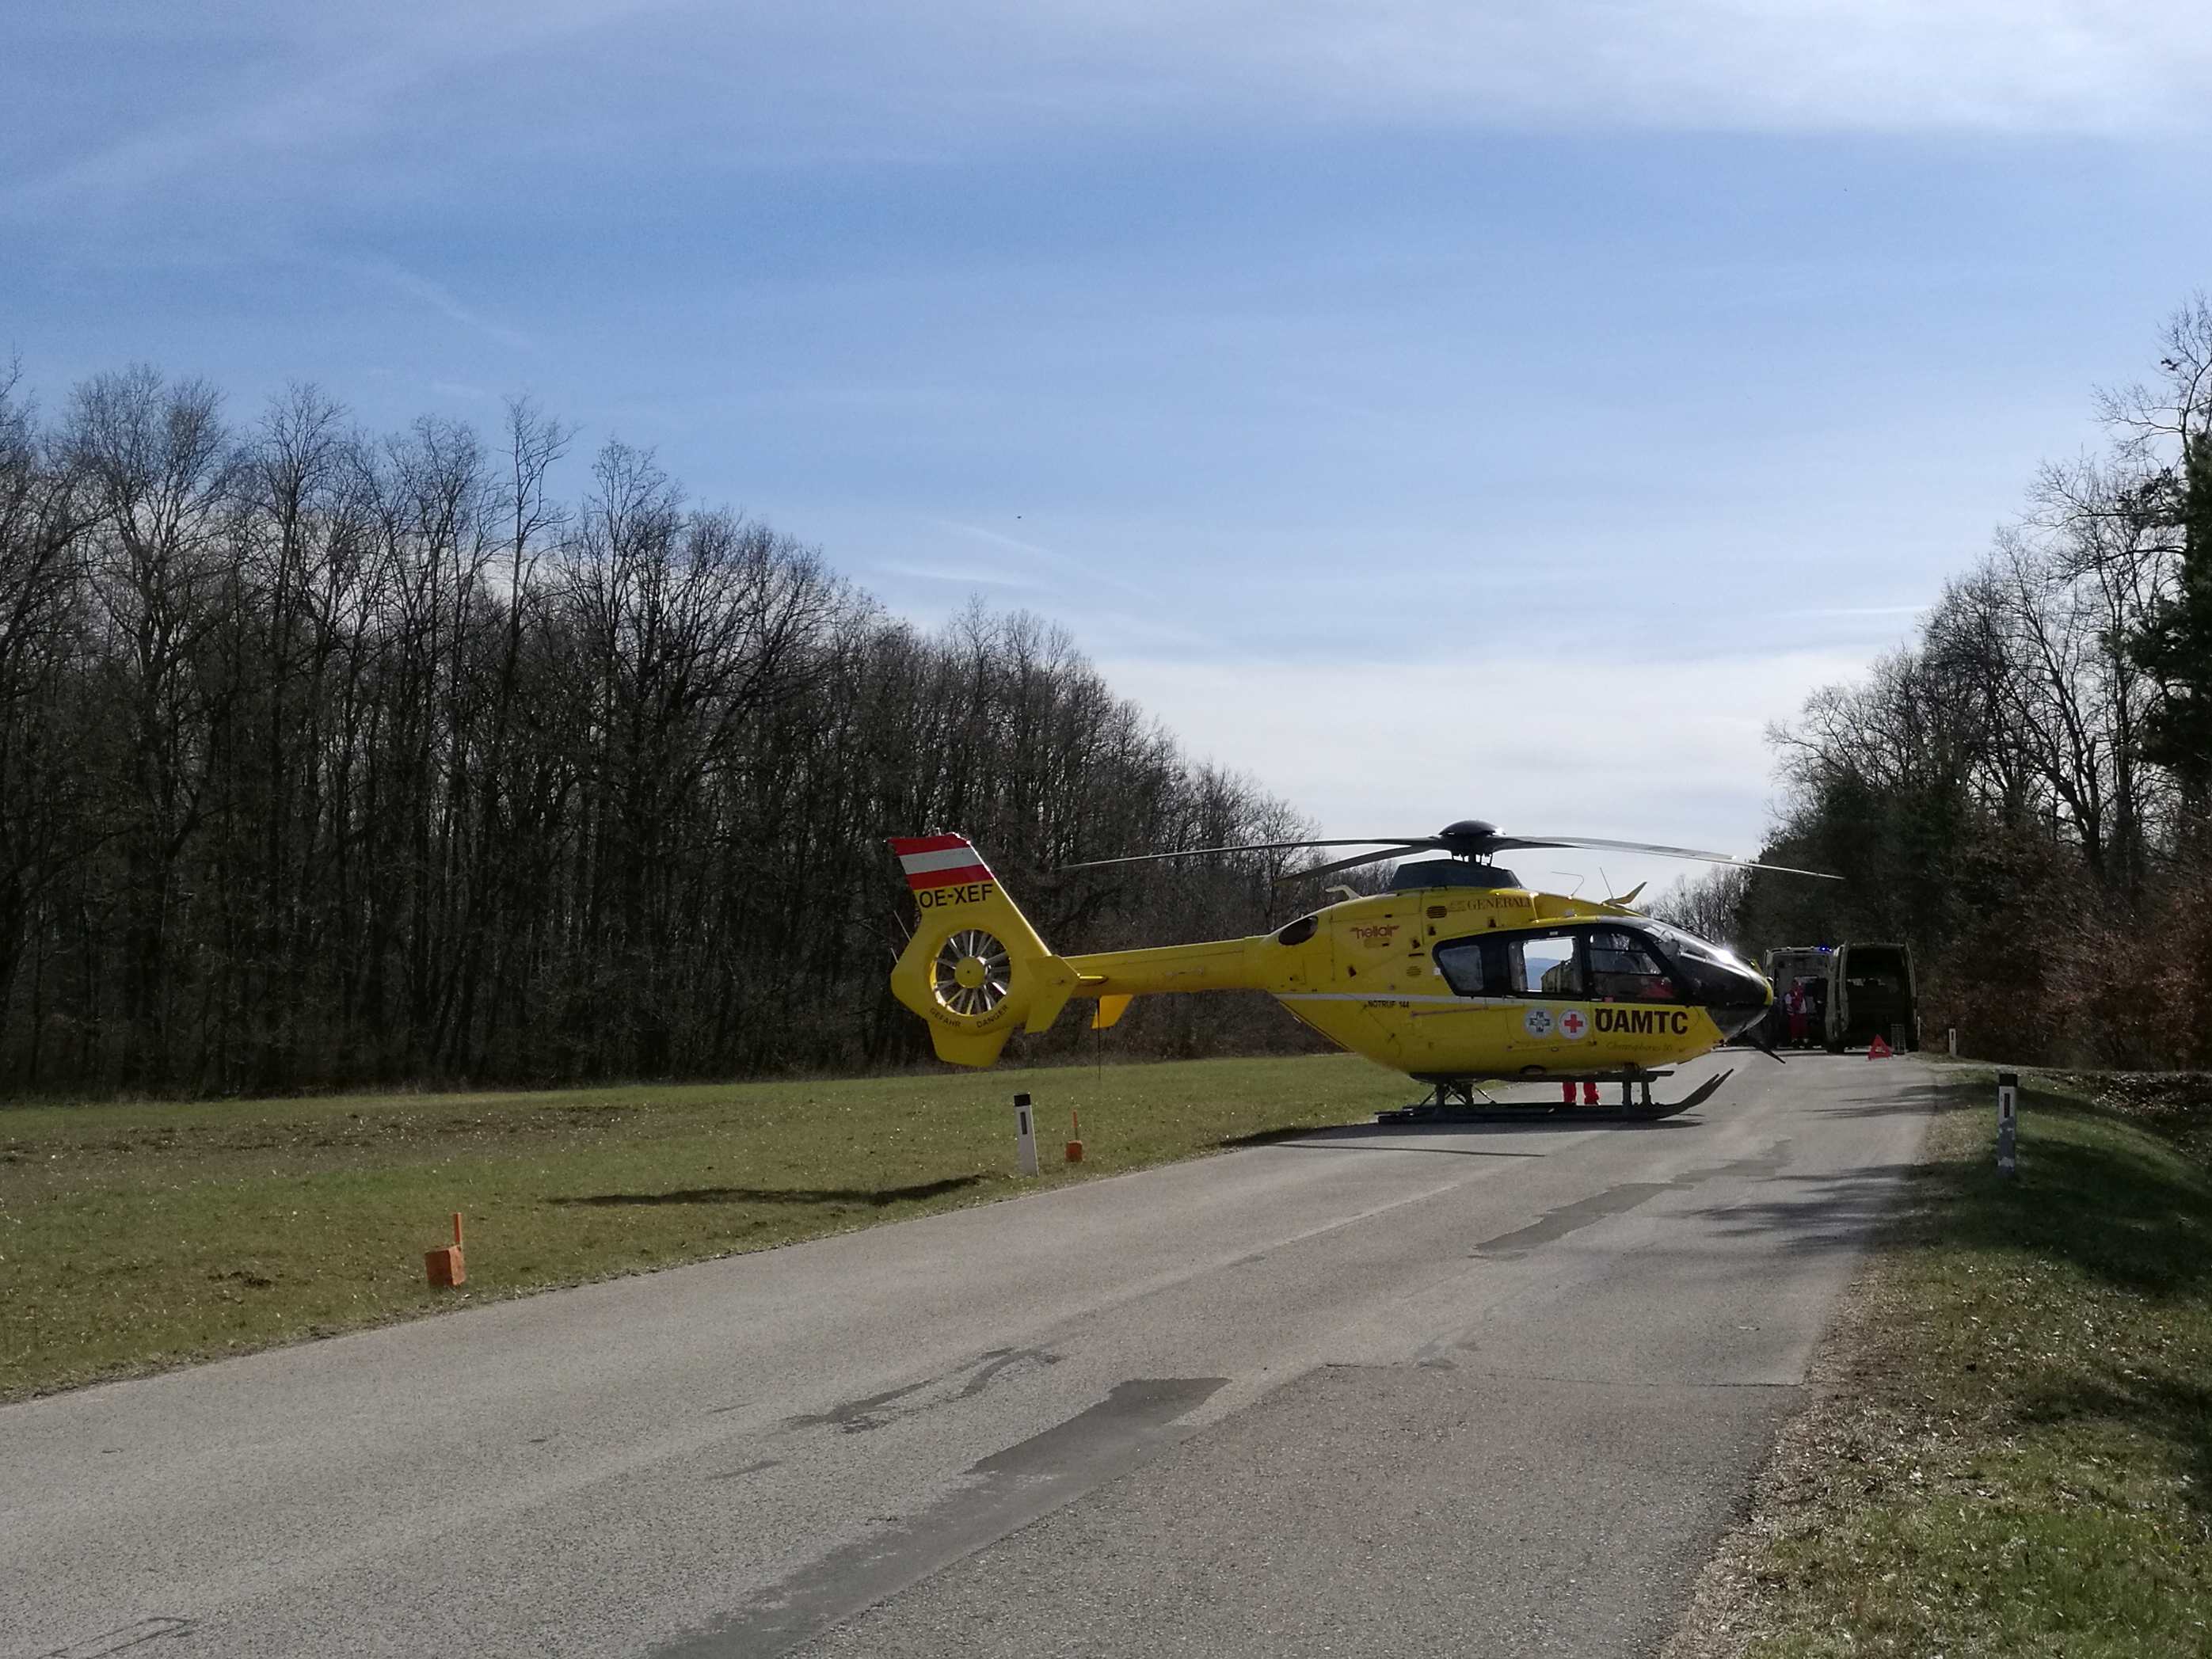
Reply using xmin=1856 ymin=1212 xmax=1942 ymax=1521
xmin=890 ymin=834 xmax=995 ymax=891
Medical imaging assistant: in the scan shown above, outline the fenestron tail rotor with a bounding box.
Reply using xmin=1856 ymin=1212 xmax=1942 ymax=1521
xmin=931 ymin=929 xmax=1013 ymax=1018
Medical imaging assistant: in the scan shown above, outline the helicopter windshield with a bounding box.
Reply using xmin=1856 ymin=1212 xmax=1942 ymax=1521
xmin=1432 ymin=920 xmax=1766 ymax=1036
xmin=1635 ymin=920 xmax=1763 ymax=1003
xmin=1586 ymin=927 xmax=1678 ymax=1000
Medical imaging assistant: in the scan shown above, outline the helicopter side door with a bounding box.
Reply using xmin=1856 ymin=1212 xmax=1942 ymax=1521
xmin=1426 ymin=926 xmax=1696 ymax=1073
xmin=1428 ymin=927 xmax=1598 ymax=1071
xmin=1506 ymin=928 xmax=1597 ymax=1063
xmin=1414 ymin=932 xmax=1521 ymax=1073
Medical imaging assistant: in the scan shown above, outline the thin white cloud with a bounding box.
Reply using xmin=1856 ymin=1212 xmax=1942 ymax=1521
xmin=1041 ymin=0 xmax=2212 ymax=135
xmin=2 ymin=1 xmax=670 ymax=214
xmin=11 ymin=0 xmax=2205 ymax=234
xmin=1778 ymin=603 xmax=1927 ymax=618
xmin=333 ymin=257 xmax=535 ymax=352
xmin=934 ymin=519 xmax=1065 ymax=562
xmin=1068 ymin=608 xmax=1220 ymax=652
xmin=869 ymin=561 xmax=1045 ymax=589
xmin=933 ymin=518 xmax=1155 ymax=602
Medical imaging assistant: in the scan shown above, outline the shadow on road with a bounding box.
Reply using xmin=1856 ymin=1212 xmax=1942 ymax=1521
xmin=549 ymin=1174 xmax=984 ymax=1208
xmin=1218 ymin=1119 xmax=1708 ymax=1155
xmin=1687 ymin=1163 xmax=1928 ymax=1258
xmin=1791 ymin=1093 xmax=1935 ymax=1121
xmin=1228 ymin=1133 xmax=1548 ymax=1159
xmin=1698 ymin=1084 xmax=2212 ymax=1296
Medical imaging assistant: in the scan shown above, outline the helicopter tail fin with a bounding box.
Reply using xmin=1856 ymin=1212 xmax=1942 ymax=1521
xmin=888 ymin=835 xmax=1088 ymax=1067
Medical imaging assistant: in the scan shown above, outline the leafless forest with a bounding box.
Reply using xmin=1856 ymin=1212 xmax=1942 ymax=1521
xmin=0 ymin=366 xmax=1312 ymax=1095
xmin=1663 ymin=298 xmax=2212 ymax=1067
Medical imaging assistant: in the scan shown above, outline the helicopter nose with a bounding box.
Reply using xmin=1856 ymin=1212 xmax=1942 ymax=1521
xmin=1708 ymin=965 xmax=1772 ymax=1041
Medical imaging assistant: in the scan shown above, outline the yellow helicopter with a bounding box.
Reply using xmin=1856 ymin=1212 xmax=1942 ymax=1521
xmin=887 ymin=820 xmax=1837 ymax=1120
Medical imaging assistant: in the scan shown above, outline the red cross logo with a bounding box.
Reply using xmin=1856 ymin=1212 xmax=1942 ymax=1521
xmin=1560 ymin=1011 xmax=1586 ymax=1037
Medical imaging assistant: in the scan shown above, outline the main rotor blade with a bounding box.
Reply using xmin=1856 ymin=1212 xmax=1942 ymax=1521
xmin=1275 ymin=843 xmax=1437 ymax=884
xmin=1058 ymin=839 xmax=1430 ymax=873
xmin=1721 ymin=858 xmax=1843 ymax=879
xmin=1500 ymin=834 xmax=1842 ymax=880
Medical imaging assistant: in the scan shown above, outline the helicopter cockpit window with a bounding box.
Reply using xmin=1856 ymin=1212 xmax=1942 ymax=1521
xmin=1520 ymin=932 xmax=1583 ymax=998
xmin=1586 ymin=928 xmax=1678 ymax=1000
xmin=1433 ymin=936 xmax=1513 ymax=995
xmin=1434 ymin=930 xmax=1586 ymax=998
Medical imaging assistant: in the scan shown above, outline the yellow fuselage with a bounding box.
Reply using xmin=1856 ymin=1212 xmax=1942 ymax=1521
xmin=1062 ymin=888 xmax=1728 ymax=1079
xmin=889 ymin=863 xmax=1762 ymax=1081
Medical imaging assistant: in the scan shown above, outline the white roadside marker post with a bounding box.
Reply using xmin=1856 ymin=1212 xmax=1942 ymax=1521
xmin=1014 ymin=1092 xmax=1040 ymax=1178
xmin=1997 ymin=1071 xmax=2017 ymax=1176
xmin=1947 ymin=1027 xmax=1957 ymax=1057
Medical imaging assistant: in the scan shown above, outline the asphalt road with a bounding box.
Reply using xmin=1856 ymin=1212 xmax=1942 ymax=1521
xmin=5 ymin=1053 xmax=1931 ymax=1659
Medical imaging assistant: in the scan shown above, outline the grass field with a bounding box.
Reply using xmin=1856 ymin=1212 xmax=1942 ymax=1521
xmin=0 ymin=1053 xmax=1408 ymax=1404
xmin=1706 ymin=1070 xmax=2212 ymax=1658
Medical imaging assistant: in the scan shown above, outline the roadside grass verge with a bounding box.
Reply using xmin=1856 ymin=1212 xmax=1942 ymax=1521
xmin=0 ymin=1052 xmax=1407 ymax=1403
xmin=1692 ymin=1071 xmax=2212 ymax=1657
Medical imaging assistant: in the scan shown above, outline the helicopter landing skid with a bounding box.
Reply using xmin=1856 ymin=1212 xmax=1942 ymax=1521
xmin=1376 ymin=1067 xmax=1734 ymax=1126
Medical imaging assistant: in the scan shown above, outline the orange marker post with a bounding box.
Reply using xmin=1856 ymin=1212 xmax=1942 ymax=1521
xmin=425 ymin=1212 xmax=466 ymax=1288
xmin=1065 ymin=1109 xmax=1084 ymax=1164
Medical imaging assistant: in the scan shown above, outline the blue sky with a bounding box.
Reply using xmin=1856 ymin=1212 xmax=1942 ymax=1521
xmin=8 ymin=2 xmax=2211 ymax=896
